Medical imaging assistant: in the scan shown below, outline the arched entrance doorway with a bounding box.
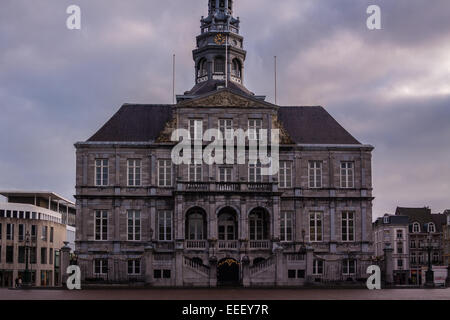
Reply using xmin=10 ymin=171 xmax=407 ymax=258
xmin=217 ymin=258 xmax=240 ymax=286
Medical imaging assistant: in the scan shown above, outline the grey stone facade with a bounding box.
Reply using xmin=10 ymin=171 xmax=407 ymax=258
xmin=74 ymin=1 xmax=375 ymax=287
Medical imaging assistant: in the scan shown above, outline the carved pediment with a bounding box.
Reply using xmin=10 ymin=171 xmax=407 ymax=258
xmin=180 ymin=90 xmax=262 ymax=108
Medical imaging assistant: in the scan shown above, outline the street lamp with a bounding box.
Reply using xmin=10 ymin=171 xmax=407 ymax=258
xmin=425 ymin=232 xmax=435 ymax=288
xmin=23 ymin=231 xmax=31 ymax=288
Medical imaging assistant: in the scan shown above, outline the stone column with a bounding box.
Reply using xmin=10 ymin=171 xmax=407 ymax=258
xmin=242 ymin=256 xmax=250 ymax=287
xmin=60 ymin=242 xmax=71 ymax=286
xmin=209 ymin=256 xmax=218 ymax=287
xmin=305 ymin=246 xmax=314 ymax=284
xmin=274 ymin=243 xmax=284 ymax=286
xmin=144 ymin=245 xmax=154 ymax=285
xmin=384 ymin=244 xmax=394 ymax=286
xmin=175 ymin=241 xmax=184 ymax=287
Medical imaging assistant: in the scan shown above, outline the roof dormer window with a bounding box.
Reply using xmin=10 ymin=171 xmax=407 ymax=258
xmin=412 ymin=222 xmax=420 ymax=233
xmin=428 ymin=222 xmax=435 ymax=233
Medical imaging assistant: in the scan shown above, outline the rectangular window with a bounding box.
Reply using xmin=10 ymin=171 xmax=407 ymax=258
xmin=288 ymin=270 xmax=296 ymax=279
xmin=18 ymin=246 xmax=25 ymax=264
xmin=313 ymin=260 xmax=324 ymax=275
xmin=397 ymin=242 xmax=403 ymax=254
xmin=6 ymin=224 xmax=14 ymax=240
xmin=127 ymin=210 xmax=141 ymax=241
xmin=95 ymin=210 xmax=108 ymax=241
xmin=309 ymin=161 xmax=322 ymax=188
xmin=30 ymin=247 xmax=37 ymax=264
xmin=248 ymin=162 xmax=262 ymax=183
xmin=128 ymin=259 xmax=141 ymax=275
xmin=50 ymin=227 xmax=54 ymax=243
xmin=127 ymin=159 xmax=142 ymax=186
xmin=94 ymin=259 xmax=108 ymax=275
xmin=41 ymin=247 xmax=47 ymax=264
xmin=218 ymin=119 xmax=233 ymax=141
xmin=397 ymin=259 xmax=403 ymax=268
xmin=342 ymin=259 xmax=356 ymax=275
xmin=31 ymin=225 xmax=37 ymax=241
xmin=397 ymin=230 xmax=403 ymax=239
xmin=49 ymin=248 xmax=53 ymax=265
xmin=158 ymin=160 xmax=172 ymax=187
xmin=188 ymin=164 xmax=203 ymax=182
xmin=163 ymin=270 xmax=171 ymax=279
xmin=340 ymin=162 xmax=354 ymax=188
xmin=95 ymin=159 xmax=109 ymax=186
xmin=248 ymin=119 xmax=262 ymax=141
xmin=411 ymin=253 xmax=417 ymax=264
xmin=309 ymin=212 xmax=323 ymax=242
xmin=19 ymin=224 xmax=25 ymax=242
xmin=341 ymin=211 xmax=355 ymax=242
xmin=279 ymin=161 xmax=292 ymax=188
xmin=42 ymin=226 xmax=48 ymax=241
xmin=189 ymin=119 xmax=203 ymax=141
xmin=218 ymin=167 xmax=233 ymax=182
xmin=158 ymin=211 xmax=173 ymax=241
xmin=280 ymin=212 xmax=293 ymax=242
xmin=6 ymin=246 xmax=13 ymax=263
xmin=154 ymin=269 xmax=162 ymax=279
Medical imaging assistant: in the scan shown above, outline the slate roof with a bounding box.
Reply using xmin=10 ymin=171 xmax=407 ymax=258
xmin=395 ymin=207 xmax=447 ymax=232
xmin=373 ymin=215 xmax=410 ymax=227
xmin=184 ymin=80 xmax=255 ymax=97
xmin=87 ymin=100 xmax=362 ymax=145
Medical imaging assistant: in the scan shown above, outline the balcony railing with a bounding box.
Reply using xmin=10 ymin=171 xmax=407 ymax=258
xmin=216 ymin=183 xmax=241 ymax=192
xmin=218 ymin=240 xmax=239 ymax=250
xmin=247 ymin=183 xmax=273 ymax=192
xmin=185 ymin=240 xmax=207 ymax=250
xmin=186 ymin=182 xmax=209 ymax=192
xmin=249 ymin=241 xmax=271 ymax=249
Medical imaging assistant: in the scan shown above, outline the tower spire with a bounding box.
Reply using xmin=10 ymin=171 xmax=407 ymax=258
xmin=180 ymin=0 xmax=253 ymax=99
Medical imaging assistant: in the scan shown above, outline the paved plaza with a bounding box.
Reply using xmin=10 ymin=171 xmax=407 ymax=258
xmin=0 ymin=288 xmax=449 ymax=300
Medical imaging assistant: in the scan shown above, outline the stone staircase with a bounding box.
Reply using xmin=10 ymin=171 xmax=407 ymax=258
xmin=250 ymin=256 xmax=275 ymax=276
xmin=183 ymin=257 xmax=210 ymax=277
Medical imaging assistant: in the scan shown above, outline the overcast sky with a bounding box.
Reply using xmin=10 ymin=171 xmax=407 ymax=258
xmin=0 ymin=0 xmax=449 ymax=219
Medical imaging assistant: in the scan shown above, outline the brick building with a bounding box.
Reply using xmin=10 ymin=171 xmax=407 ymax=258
xmin=74 ymin=0 xmax=374 ymax=287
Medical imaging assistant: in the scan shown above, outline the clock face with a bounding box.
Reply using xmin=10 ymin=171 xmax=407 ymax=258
xmin=214 ymin=33 xmax=226 ymax=45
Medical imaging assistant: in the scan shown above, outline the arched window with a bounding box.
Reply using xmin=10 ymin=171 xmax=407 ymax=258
xmin=218 ymin=212 xmax=237 ymax=241
xmin=214 ymin=57 xmax=225 ymax=74
xmin=428 ymin=223 xmax=435 ymax=233
xmin=412 ymin=222 xmax=420 ymax=233
xmin=249 ymin=209 xmax=269 ymax=240
xmin=231 ymin=59 xmax=241 ymax=78
xmin=186 ymin=211 xmax=206 ymax=240
xmin=197 ymin=59 xmax=208 ymax=78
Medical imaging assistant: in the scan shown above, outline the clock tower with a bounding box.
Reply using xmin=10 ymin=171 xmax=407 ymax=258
xmin=181 ymin=0 xmax=255 ymax=100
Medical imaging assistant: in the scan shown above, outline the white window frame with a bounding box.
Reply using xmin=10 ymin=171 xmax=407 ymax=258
xmin=189 ymin=119 xmax=203 ymax=141
xmin=94 ymin=259 xmax=108 ymax=275
xmin=188 ymin=163 xmax=203 ymax=182
xmin=128 ymin=259 xmax=141 ymax=275
xmin=280 ymin=211 xmax=294 ymax=242
xmin=94 ymin=210 xmax=108 ymax=241
xmin=343 ymin=259 xmax=356 ymax=275
xmin=18 ymin=224 xmax=25 ymax=242
xmin=313 ymin=259 xmax=324 ymax=275
xmin=309 ymin=212 xmax=323 ymax=242
xmin=218 ymin=167 xmax=233 ymax=182
xmin=428 ymin=223 xmax=435 ymax=233
xmin=341 ymin=211 xmax=355 ymax=242
xmin=248 ymin=119 xmax=262 ymax=141
xmin=308 ymin=161 xmax=322 ymax=189
xmin=158 ymin=160 xmax=172 ymax=187
xmin=6 ymin=223 xmax=14 ymax=241
xmin=412 ymin=222 xmax=420 ymax=233
xmin=127 ymin=159 xmax=142 ymax=187
xmin=340 ymin=161 xmax=354 ymax=188
xmin=158 ymin=211 xmax=173 ymax=241
xmin=248 ymin=162 xmax=262 ymax=183
xmin=279 ymin=161 xmax=293 ymax=189
xmin=218 ymin=119 xmax=233 ymax=141
xmin=127 ymin=210 xmax=141 ymax=241
xmin=95 ymin=159 xmax=109 ymax=186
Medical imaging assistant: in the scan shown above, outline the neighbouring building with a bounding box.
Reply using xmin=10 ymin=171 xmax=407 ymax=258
xmin=0 ymin=191 xmax=76 ymax=287
xmin=395 ymin=207 xmax=446 ymax=285
xmin=443 ymin=210 xmax=450 ymax=267
xmin=75 ymin=0 xmax=374 ymax=287
xmin=373 ymin=214 xmax=410 ymax=285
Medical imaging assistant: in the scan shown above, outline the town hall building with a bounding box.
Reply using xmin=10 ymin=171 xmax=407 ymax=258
xmin=74 ymin=0 xmax=375 ymax=287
